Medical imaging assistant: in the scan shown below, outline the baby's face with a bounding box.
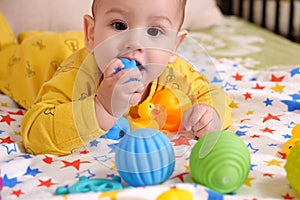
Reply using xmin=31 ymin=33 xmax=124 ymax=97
xmin=85 ymin=0 xmax=186 ymax=85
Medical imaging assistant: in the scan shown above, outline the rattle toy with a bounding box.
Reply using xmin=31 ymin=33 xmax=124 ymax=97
xmin=114 ymin=57 xmax=140 ymax=82
xmin=102 ymin=117 xmax=130 ymax=140
xmin=55 ymin=176 xmax=123 ymax=195
xmin=115 ymin=128 xmax=175 ymax=187
xmin=284 ymin=141 xmax=300 ymax=196
xmin=151 ymin=88 xmax=191 ymax=132
xmin=284 ymin=124 xmax=300 ymax=155
xmin=190 ymin=130 xmax=250 ymax=194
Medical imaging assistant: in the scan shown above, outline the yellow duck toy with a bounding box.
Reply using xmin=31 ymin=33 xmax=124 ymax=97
xmin=128 ymin=101 xmax=166 ymax=130
xmin=284 ymin=124 xmax=300 ymax=155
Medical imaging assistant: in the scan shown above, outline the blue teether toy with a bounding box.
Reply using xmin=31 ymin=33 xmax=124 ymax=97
xmin=102 ymin=117 xmax=130 ymax=140
xmin=114 ymin=58 xmax=140 ymax=82
xmin=55 ymin=176 xmax=123 ymax=195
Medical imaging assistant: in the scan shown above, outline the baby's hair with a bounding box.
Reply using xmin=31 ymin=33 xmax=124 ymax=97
xmin=92 ymin=0 xmax=187 ymax=29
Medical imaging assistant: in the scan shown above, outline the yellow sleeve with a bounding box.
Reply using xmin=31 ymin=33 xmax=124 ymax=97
xmin=166 ymin=57 xmax=232 ymax=129
xmin=21 ymin=49 xmax=107 ymax=155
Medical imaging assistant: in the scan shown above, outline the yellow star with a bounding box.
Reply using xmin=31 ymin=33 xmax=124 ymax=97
xmin=246 ymin=110 xmax=254 ymax=115
xmin=229 ymin=101 xmax=239 ymax=109
xmin=270 ymin=83 xmax=285 ymax=93
xmin=244 ymin=177 xmax=255 ymax=187
xmin=185 ymin=165 xmax=190 ymax=171
xmin=264 ymin=159 xmax=283 ymax=167
xmin=1 ymin=102 xmax=8 ymax=107
xmin=14 ymin=131 xmax=21 ymax=136
xmin=99 ymin=190 xmax=122 ymax=199
xmin=110 ymin=160 xmax=116 ymax=170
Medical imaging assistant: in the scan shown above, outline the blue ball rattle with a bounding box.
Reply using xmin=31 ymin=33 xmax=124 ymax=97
xmin=115 ymin=128 xmax=175 ymax=187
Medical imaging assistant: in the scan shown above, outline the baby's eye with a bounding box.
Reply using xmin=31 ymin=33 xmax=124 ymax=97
xmin=147 ymin=27 xmax=163 ymax=37
xmin=112 ymin=21 xmax=127 ymax=31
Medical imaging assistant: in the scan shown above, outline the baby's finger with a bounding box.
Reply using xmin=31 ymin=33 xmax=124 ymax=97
xmin=103 ymin=59 xmax=124 ymax=77
xmin=117 ymin=68 xmax=142 ymax=84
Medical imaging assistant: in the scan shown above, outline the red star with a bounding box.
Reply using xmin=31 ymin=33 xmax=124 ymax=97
xmin=232 ymin=73 xmax=244 ymax=81
xmin=42 ymin=155 xmax=54 ymax=164
xmin=278 ymin=151 xmax=286 ymax=159
xmin=0 ymin=136 xmax=14 ymax=144
xmin=170 ymin=172 xmax=189 ymax=182
xmin=262 ymin=113 xmax=281 ymax=123
xmin=171 ymin=136 xmax=191 ymax=146
xmin=253 ymin=83 xmax=265 ymax=90
xmin=8 ymin=109 xmax=24 ymax=115
xmin=0 ymin=114 xmax=16 ymax=125
xmin=243 ymin=92 xmax=252 ymax=100
xmin=80 ymin=149 xmax=89 ymax=154
xmin=251 ymin=134 xmax=261 ymax=138
xmin=37 ymin=178 xmax=56 ymax=188
xmin=263 ymin=173 xmax=273 ymax=178
xmin=11 ymin=189 xmax=25 ymax=197
xmin=260 ymin=127 xmax=275 ymax=134
xmin=271 ymin=74 xmax=285 ymax=82
xmin=61 ymin=159 xmax=91 ymax=170
xmin=281 ymin=193 xmax=295 ymax=200
xmin=240 ymin=118 xmax=251 ymax=123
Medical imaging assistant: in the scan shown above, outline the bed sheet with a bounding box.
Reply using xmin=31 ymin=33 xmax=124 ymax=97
xmin=1 ymin=17 xmax=300 ymax=200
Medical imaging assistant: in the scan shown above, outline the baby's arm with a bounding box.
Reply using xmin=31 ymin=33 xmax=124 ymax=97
xmin=181 ymin=104 xmax=221 ymax=138
xmin=181 ymin=82 xmax=232 ymax=138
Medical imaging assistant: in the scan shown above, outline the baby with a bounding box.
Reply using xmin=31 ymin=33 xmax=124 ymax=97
xmin=0 ymin=0 xmax=232 ymax=155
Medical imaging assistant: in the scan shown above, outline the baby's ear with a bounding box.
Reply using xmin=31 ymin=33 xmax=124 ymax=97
xmin=168 ymin=30 xmax=188 ymax=63
xmin=83 ymin=15 xmax=95 ymax=53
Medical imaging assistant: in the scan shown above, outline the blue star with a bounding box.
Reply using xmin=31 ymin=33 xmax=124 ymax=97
xmin=250 ymin=164 xmax=257 ymax=171
xmin=285 ymin=122 xmax=296 ymax=128
xmin=290 ymin=93 xmax=300 ymax=100
xmin=107 ymin=143 xmax=118 ymax=153
xmin=223 ymin=82 xmax=237 ymax=91
xmin=211 ymin=76 xmax=223 ymax=83
xmin=250 ymin=77 xmax=257 ymax=81
xmin=106 ymin=173 xmax=116 ymax=178
xmin=281 ymin=100 xmax=300 ymax=111
xmin=18 ymin=154 xmax=32 ymax=159
xmin=282 ymin=134 xmax=291 ymax=139
xmin=235 ymin=130 xmax=247 ymax=136
xmin=75 ymin=169 xmax=95 ymax=179
xmin=239 ymin=125 xmax=252 ymax=129
xmin=90 ymin=139 xmax=100 ymax=147
xmin=2 ymin=143 xmax=17 ymax=155
xmin=206 ymin=189 xmax=224 ymax=200
xmin=3 ymin=174 xmax=22 ymax=188
xmin=264 ymin=98 xmax=273 ymax=106
xmin=290 ymin=67 xmax=300 ymax=77
xmin=247 ymin=143 xmax=259 ymax=154
xmin=0 ymin=130 xmax=4 ymax=135
xmin=24 ymin=166 xmax=42 ymax=177
xmin=268 ymin=143 xmax=278 ymax=147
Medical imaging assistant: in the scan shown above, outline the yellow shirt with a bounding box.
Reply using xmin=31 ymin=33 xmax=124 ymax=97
xmin=0 ymin=12 xmax=231 ymax=155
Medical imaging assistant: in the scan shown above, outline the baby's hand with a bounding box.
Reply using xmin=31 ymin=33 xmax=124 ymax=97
xmin=95 ymin=58 xmax=144 ymax=118
xmin=181 ymin=104 xmax=221 ymax=138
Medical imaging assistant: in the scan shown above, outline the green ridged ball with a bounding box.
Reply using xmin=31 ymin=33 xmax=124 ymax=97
xmin=284 ymin=142 xmax=300 ymax=196
xmin=190 ymin=130 xmax=250 ymax=194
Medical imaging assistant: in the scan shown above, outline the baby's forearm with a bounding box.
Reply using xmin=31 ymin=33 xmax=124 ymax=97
xmin=94 ymin=95 xmax=117 ymax=131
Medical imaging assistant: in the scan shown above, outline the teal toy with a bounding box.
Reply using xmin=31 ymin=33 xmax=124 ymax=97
xmin=55 ymin=176 xmax=123 ymax=195
xmin=190 ymin=130 xmax=250 ymax=194
xmin=115 ymin=128 xmax=175 ymax=187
